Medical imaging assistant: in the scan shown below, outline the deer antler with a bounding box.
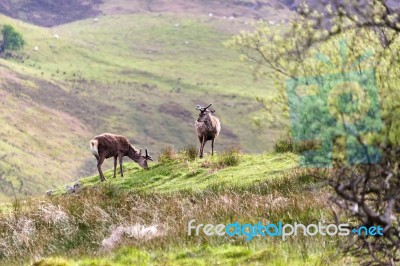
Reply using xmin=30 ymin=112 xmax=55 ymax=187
xmin=145 ymin=148 xmax=153 ymax=161
xmin=196 ymin=103 xmax=212 ymax=111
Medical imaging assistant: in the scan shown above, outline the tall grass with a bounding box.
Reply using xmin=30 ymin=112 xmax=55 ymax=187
xmin=274 ymin=138 xmax=321 ymax=153
xmin=0 ymin=167 xmax=331 ymax=264
xmin=214 ymin=148 xmax=241 ymax=167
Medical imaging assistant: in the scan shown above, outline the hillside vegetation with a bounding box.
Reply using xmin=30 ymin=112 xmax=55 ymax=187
xmin=0 ymin=151 xmax=348 ymax=265
xmin=0 ymin=12 xmax=282 ymax=199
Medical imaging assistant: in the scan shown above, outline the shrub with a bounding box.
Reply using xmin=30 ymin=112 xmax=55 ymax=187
xmin=274 ymin=138 xmax=294 ymax=153
xmin=158 ymin=146 xmax=176 ymax=162
xmin=1 ymin=25 xmax=25 ymax=54
xmin=180 ymin=145 xmax=197 ymax=161
xmin=274 ymin=138 xmax=320 ymax=153
xmin=215 ymin=148 xmax=241 ymax=167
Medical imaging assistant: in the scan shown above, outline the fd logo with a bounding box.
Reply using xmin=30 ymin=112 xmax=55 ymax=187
xmin=286 ymin=40 xmax=382 ymax=167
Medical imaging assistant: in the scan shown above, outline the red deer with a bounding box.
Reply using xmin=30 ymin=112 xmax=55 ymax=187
xmin=90 ymin=133 xmax=153 ymax=182
xmin=195 ymin=104 xmax=221 ymax=158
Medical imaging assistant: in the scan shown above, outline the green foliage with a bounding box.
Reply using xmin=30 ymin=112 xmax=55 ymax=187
xmin=229 ymin=3 xmax=400 ymax=263
xmin=228 ymin=11 xmax=400 ymax=164
xmin=1 ymin=24 xmax=25 ymax=52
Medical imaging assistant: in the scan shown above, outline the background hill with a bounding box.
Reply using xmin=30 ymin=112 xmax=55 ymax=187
xmin=0 ymin=2 xmax=292 ymax=199
xmin=0 ymin=0 xmax=291 ymax=27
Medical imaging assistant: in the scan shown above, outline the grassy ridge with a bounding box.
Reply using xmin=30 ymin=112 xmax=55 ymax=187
xmin=60 ymin=152 xmax=299 ymax=194
xmin=2 ymin=151 xmax=345 ymax=265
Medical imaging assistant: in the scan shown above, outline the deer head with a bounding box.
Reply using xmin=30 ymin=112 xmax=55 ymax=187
xmin=196 ymin=103 xmax=214 ymax=122
xmin=131 ymin=148 xmax=153 ymax=169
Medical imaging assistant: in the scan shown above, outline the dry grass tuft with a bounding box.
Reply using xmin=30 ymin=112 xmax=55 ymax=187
xmin=158 ymin=146 xmax=176 ymax=162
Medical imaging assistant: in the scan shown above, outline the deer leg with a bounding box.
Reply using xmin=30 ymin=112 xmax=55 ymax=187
xmin=113 ymin=156 xmax=117 ymax=178
xmin=198 ymin=136 xmax=202 ymax=158
xmin=97 ymin=155 xmax=106 ymax=182
xmin=119 ymin=155 xmax=124 ymax=177
xmin=211 ymin=138 xmax=215 ymax=156
xmin=200 ymin=137 xmax=206 ymax=158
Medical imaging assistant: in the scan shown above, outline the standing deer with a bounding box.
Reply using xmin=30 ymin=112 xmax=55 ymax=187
xmin=90 ymin=133 xmax=153 ymax=182
xmin=195 ymin=104 xmax=221 ymax=158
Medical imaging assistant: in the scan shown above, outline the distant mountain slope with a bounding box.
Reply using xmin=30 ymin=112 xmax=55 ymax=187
xmin=0 ymin=13 xmax=282 ymax=199
xmin=0 ymin=65 xmax=92 ymax=200
xmin=0 ymin=0 xmax=101 ymax=27
xmin=0 ymin=0 xmax=291 ymax=27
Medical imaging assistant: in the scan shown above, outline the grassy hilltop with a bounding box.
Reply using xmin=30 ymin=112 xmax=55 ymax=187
xmin=0 ymin=151 xmax=348 ymax=265
xmin=0 ymin=11 xmax=285 ymax=199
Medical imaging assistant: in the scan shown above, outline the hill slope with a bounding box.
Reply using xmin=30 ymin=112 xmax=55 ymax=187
xmin=0 ymin=12 xmax=284 ymax=199
xmin=0 ymin=0 xmax=291 ymax=27
xmin=0 ymin=64 xmax=92 ymax=200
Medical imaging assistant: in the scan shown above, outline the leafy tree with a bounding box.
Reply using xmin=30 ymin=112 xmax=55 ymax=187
xmin=0 ymin=24 xmax=25 ymax=53
xmin=228 ymin=1 xmax=400 ymax=264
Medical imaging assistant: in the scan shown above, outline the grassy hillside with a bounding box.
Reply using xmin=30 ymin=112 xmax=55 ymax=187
xmin=0 ymin=66 xmax=92 ymax=200
xmin=0 ymin=152 xmax=349 ymax=265
xmin=0 ymin=12 xmax=284 ymax=199
xmin=61 ymin=151 xmax=299 ymax=193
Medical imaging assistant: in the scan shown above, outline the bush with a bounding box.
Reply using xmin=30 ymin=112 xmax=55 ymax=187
xmin=274 ymin=138 xmax=295 ymax=153
xmin=215 ymin=148 xmax=241 ymax=167
xmin=274 ymin=138 xmax=320 ymax=153
xmin=180 ymin=145 xmax=197 ymax=161
xmin=1 ymin=25 xmax=25 ymax=53
xmin=158 ymin=146 xmax=176 ymax=162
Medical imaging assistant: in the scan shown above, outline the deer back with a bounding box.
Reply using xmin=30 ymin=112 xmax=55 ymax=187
xmin=94 ymin=133 xmax=131 ymax=158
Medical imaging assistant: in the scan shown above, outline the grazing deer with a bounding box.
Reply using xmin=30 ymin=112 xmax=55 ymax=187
xmin=195 ymin=104 xmax=221 ymax=158
xmin=90 ymin=133 xmax=153 ymax=182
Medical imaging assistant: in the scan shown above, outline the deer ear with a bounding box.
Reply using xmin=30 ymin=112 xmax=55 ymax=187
xmin=139 ymin=148 xmax=142 ymax=155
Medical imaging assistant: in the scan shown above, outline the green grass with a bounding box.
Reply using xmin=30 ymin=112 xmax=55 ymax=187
xmin=57 ymin=152 xmax=298 ymax=194
xmin=35 ymin=242 xmax=342 ymax=266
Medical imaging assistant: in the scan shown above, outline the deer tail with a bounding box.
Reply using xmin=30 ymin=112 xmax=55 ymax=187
xmin=90 ymin=139 xmax=99 ymax=156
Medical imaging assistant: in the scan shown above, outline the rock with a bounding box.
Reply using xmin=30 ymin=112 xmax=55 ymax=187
xmin=73 ymin=182 xmax=81 ymax=189
xmin=66 ymin=182 xmax=81 ymax=194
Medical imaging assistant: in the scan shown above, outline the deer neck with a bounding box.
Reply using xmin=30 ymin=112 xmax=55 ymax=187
xmin=127 ymin=147 xmax=141 ymax=162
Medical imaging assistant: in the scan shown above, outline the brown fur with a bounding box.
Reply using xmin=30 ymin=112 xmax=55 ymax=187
xmin=90 ymin=133 xmax=152 ymax=182
xmin=195 ymin=105 xmax=221 ymax=158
